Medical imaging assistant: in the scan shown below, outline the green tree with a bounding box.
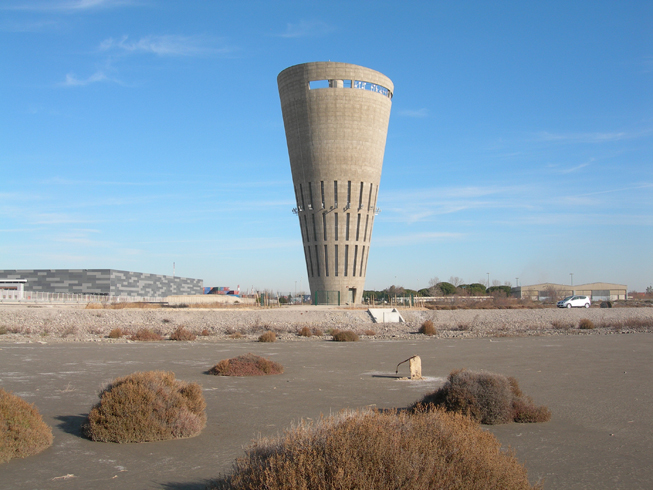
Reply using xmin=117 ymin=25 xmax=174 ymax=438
xmin=438 ymin=282 xmax=457 ymax=295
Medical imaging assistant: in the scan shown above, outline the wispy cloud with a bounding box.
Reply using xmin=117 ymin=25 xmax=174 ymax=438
xmin=277 ymin=20 xmax=334 ymax=38
xmin=536 ymin=129 xmax=652 ymax=144
xmin=3 ymin=0 xmax=138 ymax=11
xmin=377 ymin=184 xmax=536 ymax=224
xmin=43 ymin=177 xmax=164 ymax=186
xmin=375 ymin=232 xmax=462 ymax=246
xmin=61 ymin=70 xmax=114 ymax=86
xmin=0 ymin=19 xmax=59 ymax=32
xmin=99 ymin=34 xmax=233 ymax=57
xmin=53 ymin=229 xmax=109 ymax=247
xmin=397 ymin=108 xmax=428 ymax=118
xmin=384 ymin=185 xmax=521 ymax=202
xmin=578 ymin=182 xmax=653 ymax=197
xmin=560 ymin=162 xmax=591 ymax=174
xmin=30 ymin=213 xmax=97 ymax=225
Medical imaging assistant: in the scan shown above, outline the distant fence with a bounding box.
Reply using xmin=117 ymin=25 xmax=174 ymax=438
xmin=0 ymin=291 xmax=165 ymax=304
xmin=366 ymin=295 xmax=493 ymax=307
xmin=166 ymin=295 xmax=256 ymax=306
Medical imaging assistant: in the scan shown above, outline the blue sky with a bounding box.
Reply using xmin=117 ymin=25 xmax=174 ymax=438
xmin=1 ymin=0 xmax=651 ymax=294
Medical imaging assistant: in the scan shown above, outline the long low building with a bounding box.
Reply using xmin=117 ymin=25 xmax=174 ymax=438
xmin=512 ymin=282 xmax=627 ymax=302
xmin=0 ymin=269 xmax=203 ymax=298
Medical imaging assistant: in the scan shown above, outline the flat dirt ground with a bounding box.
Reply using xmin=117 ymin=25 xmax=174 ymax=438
xmin=1 ymin=309 xmax=652 ymax=489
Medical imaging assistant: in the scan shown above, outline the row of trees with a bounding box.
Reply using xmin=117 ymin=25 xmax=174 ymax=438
xmin=363 ymin=277 xmax=514 ymax=302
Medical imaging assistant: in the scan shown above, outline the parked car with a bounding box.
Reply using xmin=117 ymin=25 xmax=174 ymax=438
xmin=557 ymin=295 xmax=591 ymax=308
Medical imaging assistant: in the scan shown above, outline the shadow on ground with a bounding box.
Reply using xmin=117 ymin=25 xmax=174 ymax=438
xmin=159 ymin=479 xmax=215 ymax=489
xmin=55 ymin=414 xmax=87 ymax=437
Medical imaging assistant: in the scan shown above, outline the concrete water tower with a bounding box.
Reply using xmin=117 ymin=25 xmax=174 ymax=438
xmin=277 ymin=62 xmax=394 ymax=304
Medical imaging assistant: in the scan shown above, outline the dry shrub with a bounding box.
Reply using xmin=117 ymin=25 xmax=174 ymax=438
xmin=258 ymin=331 xmax=277 ymax=343
xmin=200 ymin=329 xmax=211 ymax=336
xmin=578 ymin=318 xmax=595 ymax=330
xmin=169 ymin=326 xmax=197 ymax=341
xmin=208 ymin=353 xmax=284 ymax=376
xmin=0 ymin=326 xmax=6 ymax=335
xmin=419 ymin=320 xmax=436 ymax=336
xmin=413 ymin=369 xmax=551 ymax=425
xmin=0 ymin=389 xmax=53 ymax=463
xmin=108 ymin=328 xmax=124 ymax=339
xmin=61 ymin=326 xmax=78 ymax=338
xmin=512 ymin=397 xmax=552 ymax=423
xmin=129 ymin=328 xmax=163 ymax=341
xmin=229 ymin=332 xmax=244 ymax=339
xmin=297 ymin=326 xmax=312 ymax=337
xmin=332 ymin=330 xmax=359 ymax=342
xmin=551 ymin=320 xmax=573 ymax=330
xmin=212 ymin=408 xmax=537 ymax=490
xmin=83 ymin=371 xmax=206 ymax=443
xmin=312 ymin=327 xmax=324 ymax=336
xmin=599 ymin=317 xmax=653 ymax=331
xmin=363 ymin=329 xmax=377 ymax=336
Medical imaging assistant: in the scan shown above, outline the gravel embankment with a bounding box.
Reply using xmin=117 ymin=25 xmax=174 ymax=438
xmin=1 ymin=304 xmax=652 ymax=343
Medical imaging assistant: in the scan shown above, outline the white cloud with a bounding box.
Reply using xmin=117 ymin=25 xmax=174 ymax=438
xmin=278 ymin=20 xmax=334 ymax=38
xmin=535 ymin=129 xmax=652 ymax=143
xmin=30 ymin=213 xmax=95 ymax=225
xmin=61 ymin=70 xmax=110 ymax=86
xmin=560 ymin=162 xmax=591 ymax=174
xmin=397 ymin=108 xmax=428 ymax=118
xmin=0 ymin=19 xmax=59 ymax=32
xmin=3 ymin=0 xmax=138 ymax=11
xmin=374 ymin=232 xmax=462 ymax=246
xmin=99 ymin=34 xmax=233 ymax=57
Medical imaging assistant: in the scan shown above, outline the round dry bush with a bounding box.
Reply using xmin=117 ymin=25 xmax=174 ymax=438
xmin=419 ymin=320 xmax=436 ymax=336
xmin=212 ymin=408 xmax=537 ymax=490
xmin=332 ymin=330 xmax=359 ymax=342
xmin=258 ymin=331 xmax=276 ymax=342
xmin=0 ymin=389 xmax=53 ymax=463
xmin=108 ymin=327 xmax=124 ymax=339
xmin=128 ymin=328 xmax=164 ymax=341
xmin=297 ymin=326 xmax=312 ymax=337
xmin=413 ymin=369 xmax=551 ymax=425
xmin=512 ymin=397 xmax=552 ymax=423
xmin=83 ymin=371 xmax=206 ymax=443
xmin=208 ymin=353 xmax=284 ymax=376
xmin=578 ymin=318 xmax=595 ymax=330
xmin=169 ymin=326 xmax=197 ymax=341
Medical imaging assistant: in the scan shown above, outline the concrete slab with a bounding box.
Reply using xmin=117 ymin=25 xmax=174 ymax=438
xmin=0 ymin=334 xmax=651 ymax=489
xmin=368 ymin=308 xmax=405 ymax=323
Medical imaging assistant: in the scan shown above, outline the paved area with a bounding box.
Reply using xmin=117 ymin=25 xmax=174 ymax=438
xmin=0 ymin=334 xmax=651 ymax=489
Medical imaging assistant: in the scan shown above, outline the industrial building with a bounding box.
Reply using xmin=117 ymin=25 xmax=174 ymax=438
xmin=277 ymin=62 xmax=394 ymax=304
xmin=0 ymin=269 xmax=203 ymax=298
xmin=512 ymin=282 xmax=628 ymax=302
